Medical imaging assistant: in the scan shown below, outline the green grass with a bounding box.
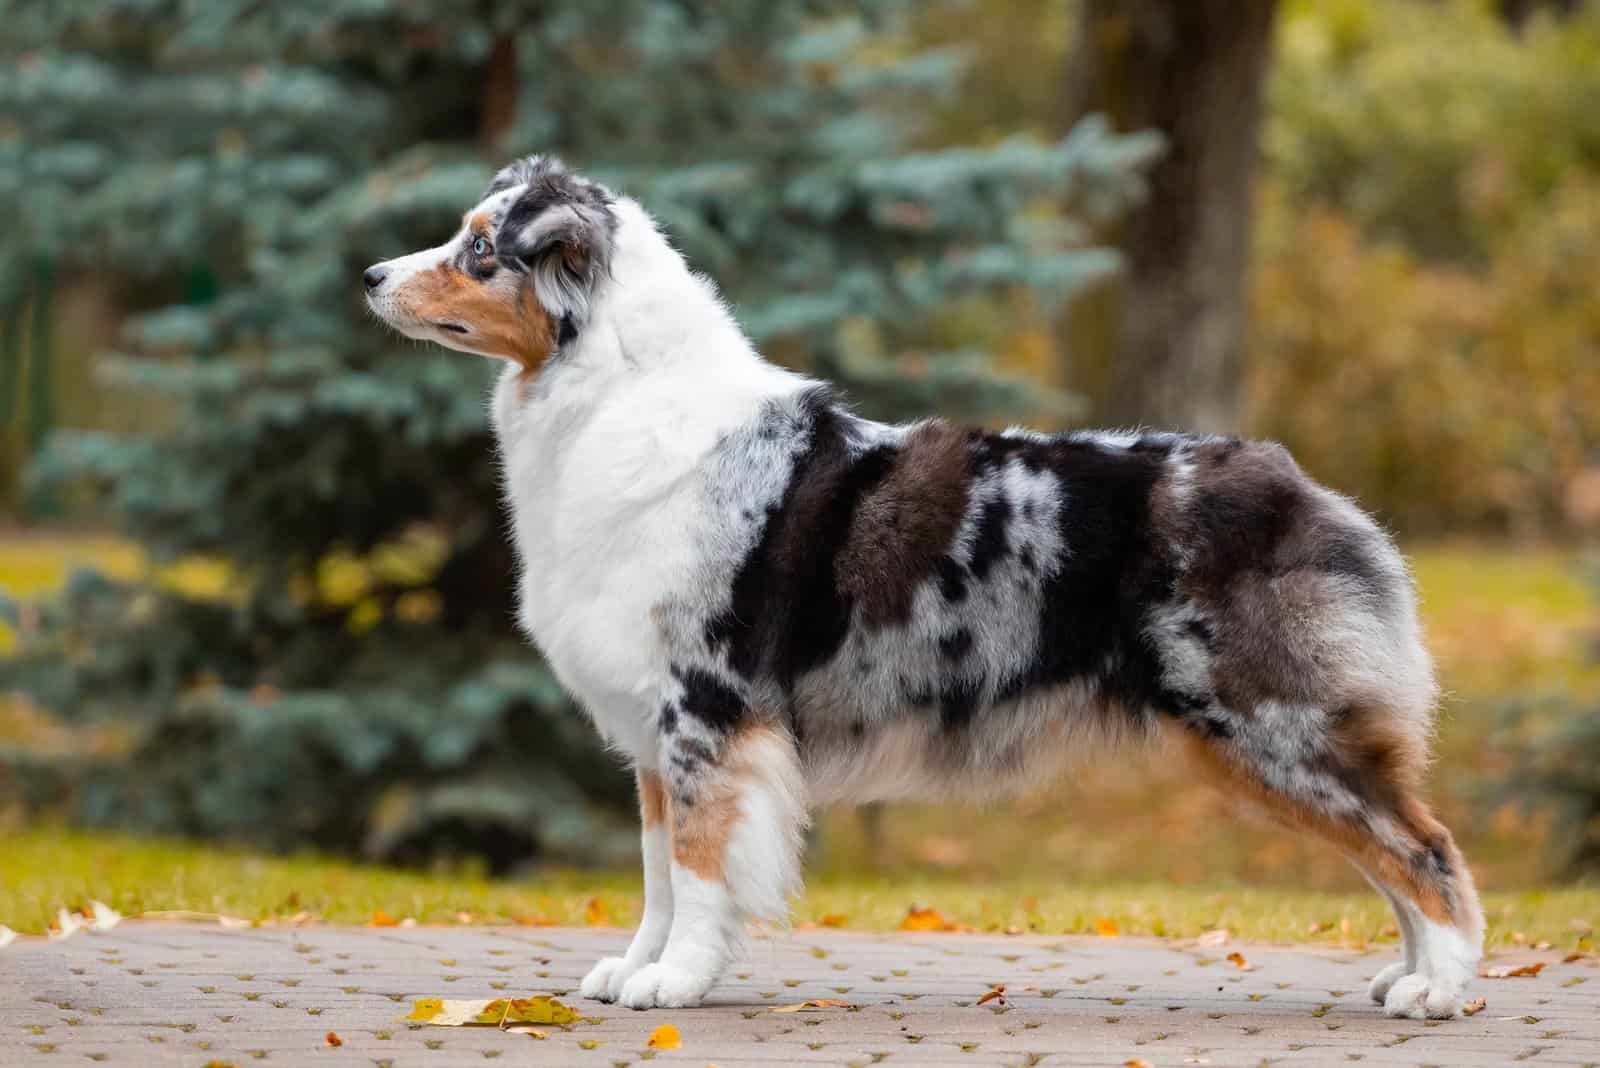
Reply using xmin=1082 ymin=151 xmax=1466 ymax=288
xmin=3 ymin=830 xmax=1595 ymax=953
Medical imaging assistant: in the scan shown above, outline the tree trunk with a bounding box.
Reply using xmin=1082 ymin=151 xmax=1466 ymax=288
xmin=1071 ymin=0 xmax=1278 ymax=434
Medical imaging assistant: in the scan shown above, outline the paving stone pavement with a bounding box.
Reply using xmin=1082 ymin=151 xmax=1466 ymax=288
xmin=3 ymin=923 xmax=1596 ymax=1067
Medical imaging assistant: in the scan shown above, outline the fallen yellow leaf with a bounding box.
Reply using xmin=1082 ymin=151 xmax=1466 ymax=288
xmin=505 ymin=1025 xmax=548 ymax=1039
xmin=1094 ymin=917 xmax=1120 ymax=937
xmin=1480 ymin=962 xmax=1546 ymax=978
xmin=770 ymin=999 xmax=855 ymax=1013
xmin=578 ymin=1039 xmax=602 ymax=1050
xmin=647 ymin=1024 xmax=682 ymax=1049
xmin=819 ymin=913 xmax=848 ymax=928
xmin=324 ymin=1031 xmax=342 ymax=1047
xmin=585 ymin=897 xmax=610 ymax=926
xmin=369 ymin=910 xmax=398 ymax=928
xmin=976 ymin=985 xmax=1006 ymax=1007
xmin=1226 ymin=952 xmax=1256 ymax=971
xmin=1463 ymin=997 xmax=1487 ymax=1016
xmin=1125 ymin=1059 xmax=1154 ymax=1068
xmin=403 ymin=996 xmax=578 ymax=1027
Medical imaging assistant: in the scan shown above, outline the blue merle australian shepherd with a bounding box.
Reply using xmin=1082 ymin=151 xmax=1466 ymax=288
xmin=364 ymin=157 xmax=1483 ymax=1017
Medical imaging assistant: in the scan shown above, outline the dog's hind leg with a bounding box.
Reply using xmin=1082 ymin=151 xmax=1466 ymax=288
xmin=618 ymin=691 xmax=808 ymax=1010
xmin=580 ymin=767 xmax=674 ymax=1002
xmin=1167 ymin=701 xmax=1483 ymax=1019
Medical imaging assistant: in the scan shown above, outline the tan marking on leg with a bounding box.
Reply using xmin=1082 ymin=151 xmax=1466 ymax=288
xmin=638 ymin=769 xmax=668 ymax=830
xmin=670 ymin=723 xmax=788 ymax=884
xmin=1168 ymin=725 xmax=1462 ymax=926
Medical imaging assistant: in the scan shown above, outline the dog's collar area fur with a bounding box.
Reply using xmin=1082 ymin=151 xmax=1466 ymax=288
xmin=373 ymin=155 xmax=1485 ymax=1021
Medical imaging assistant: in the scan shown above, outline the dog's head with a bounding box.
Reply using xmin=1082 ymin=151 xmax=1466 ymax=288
xmin=363 ymin=156 xmax=616 ymax=372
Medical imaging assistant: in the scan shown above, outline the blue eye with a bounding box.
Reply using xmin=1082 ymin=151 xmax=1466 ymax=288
xmin=472 ymin=236 xmax=491 ymax=256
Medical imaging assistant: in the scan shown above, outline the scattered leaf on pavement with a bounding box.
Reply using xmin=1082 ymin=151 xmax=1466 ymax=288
xmin=819 ymin=913 xmax=848 ymax=928
xmin=324 ymin=1032 xmax=342 ymax=1047
xmin=369 ymin=911 xmax=398 ymax=928
xmin=1463 ymin=997 xmax=1487 ymax=1016
xmin=976 ymin=985 xmax=1006 ymax=1007
xmin=505 ymin=1025 xmax=547 ymax=1039
xmin=1125 ymin=1059 xmax=1154 ymax=1068
xmin=647 ymin=1024 xmax=681 ymax=1049
xmin=900 ymin=906 xmax=950 ymax=932
xmin=403 ymin=996 xmax=578 ymax=1027
xmin=770 ymin=999 xmax=855 ymax=1013
xmin=1227 ymin=952 xmax=1256 ymax=971
xmin=1562 ymin=952 xmax=1590 ymax=963
xmin=1481 ymin=962 xmax=1546 ymax=978
xmin=1094 ymin=917 xmax=1120 ymax=937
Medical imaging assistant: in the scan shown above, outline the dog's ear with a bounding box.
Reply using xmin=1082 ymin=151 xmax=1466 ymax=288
xmin=496 ymin=195 xmax=612 ymax=328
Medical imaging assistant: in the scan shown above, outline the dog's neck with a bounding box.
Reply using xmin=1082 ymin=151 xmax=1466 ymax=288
xmin=490 ymin=196 xmax=807 ymax=490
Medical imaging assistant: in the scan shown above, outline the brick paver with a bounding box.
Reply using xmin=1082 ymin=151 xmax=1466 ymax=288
xmin=3 ymin=923 xmax=1595 ymax=1066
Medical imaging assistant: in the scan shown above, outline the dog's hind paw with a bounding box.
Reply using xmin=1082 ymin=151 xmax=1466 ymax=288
xmin=618 ymin=961 xmax=714 ymax=1010
xmin=1383 ymin=972 xmax=1467 ymax=1019
xmin=1367 ymin=961 xmax=1411 ymax=1004
xmin=580 ymin=956 xmax=633 ymax=1002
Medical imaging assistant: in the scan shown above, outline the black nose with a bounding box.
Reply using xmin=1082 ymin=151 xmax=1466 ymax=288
xmin=363 ymin=264 xmax=389 ymax=291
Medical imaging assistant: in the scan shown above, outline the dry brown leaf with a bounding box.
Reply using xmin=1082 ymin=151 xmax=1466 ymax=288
xmin=584 ymin=897 xmax=609 ymax=927
xmin=1226 ymin=951 xmax=1256 ymax=971
xmin=1094 ymin=917 xmax=1121 ymax=937
xmin=1197 ymin=928 xmax=1230 ymax=948
xmin=369 ymin=910 xmax=399 ymax=928
xmin=1125 ymin=1059 xmax=1154 ymax=1068
xmin=770 ymin=999 xmax=855 ymax=1013
xmin=1463 ymin=997 xmax=1487 ymax=1016
xmin=647 ymin=1024 xmax=681 ymax=1049
xmin=324 ymin=1031 xmax=343 ymax=1047
xmin=1481 ymin=962 xmax=1546 ymax=979
xmin=1562 ymin=952 xmax=1590 ymax=964
xmin=819 ymin=913 xmax=848 ymax=928
xmin=976 ymin=985 xmax=1006 ymax=1007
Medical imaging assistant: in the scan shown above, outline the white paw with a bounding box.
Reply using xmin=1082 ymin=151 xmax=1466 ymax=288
xmin=580 ymin=956 xmax=632 ymax=1003
xmin=1383 ymin=971 xmax=1467 ymax=1019
xmin=617 ymin=961 xmax=715 ymax=1010
xmin=1368 ymin=961 xmax=1411 ymax=1004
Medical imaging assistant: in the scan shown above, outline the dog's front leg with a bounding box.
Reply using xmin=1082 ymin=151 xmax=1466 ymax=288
xmin=617 ymin=699 xmax=808 ymax=1010
xmin=580 ymin=767 xmax=673 ymax=1002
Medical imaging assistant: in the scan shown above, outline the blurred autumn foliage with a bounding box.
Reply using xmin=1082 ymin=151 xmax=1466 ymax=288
xmin=1249 ymin=0 xmax=1600 ymax=534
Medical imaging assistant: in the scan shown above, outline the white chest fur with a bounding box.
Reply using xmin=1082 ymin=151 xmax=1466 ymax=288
xmin=489 ymin=339 xmax=800 ymax=758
